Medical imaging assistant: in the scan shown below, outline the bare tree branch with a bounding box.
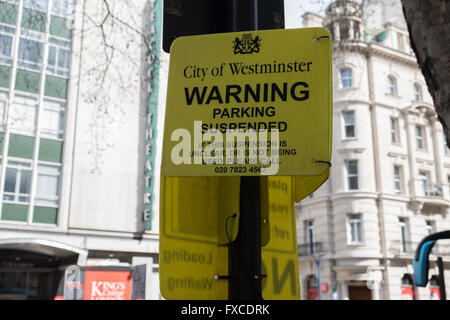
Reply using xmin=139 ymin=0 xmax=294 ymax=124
xmin=401 ymin=0 xmax=450 ymax=147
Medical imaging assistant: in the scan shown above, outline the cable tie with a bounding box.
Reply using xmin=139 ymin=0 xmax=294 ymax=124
xmin=315 ymin=160 xmax=332 ymax=167
xmin=313 ymin=35 xmax=330 ymax=42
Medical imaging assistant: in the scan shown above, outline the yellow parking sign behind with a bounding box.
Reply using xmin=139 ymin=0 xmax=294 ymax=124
xmin=159 ymin=175 xmax=239 ymax=300
xmin=261 ymin=176 xmax=300 ymax=299
xmin=160 ymin=175 xmax=306 ymax=300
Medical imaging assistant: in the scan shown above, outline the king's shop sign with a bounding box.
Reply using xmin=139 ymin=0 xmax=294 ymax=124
xmin=60 ymin=266 xmax=146 ymax=300
xmin=84 ymin=270 xmax=132 ymax=300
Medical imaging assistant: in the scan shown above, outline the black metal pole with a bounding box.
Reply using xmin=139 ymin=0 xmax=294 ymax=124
xmin=252 ymin=0 xmax=259 ymax=30
xmin=227 ymin=0 xmax=263 ymax=300
xmin=228 ymin=177 xmax=262 ymax=299
xmin=231 ymin=0 xmax=238 ymax=32
xmin=437 ymin=257 xmax=446 ymax=300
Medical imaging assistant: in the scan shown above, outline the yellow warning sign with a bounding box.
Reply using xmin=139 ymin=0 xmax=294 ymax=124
xmin=162 ymin=27 xmax=332 ymax=177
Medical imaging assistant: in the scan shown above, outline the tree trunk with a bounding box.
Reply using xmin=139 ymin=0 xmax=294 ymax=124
xmin=401 ymin=1 xmax=450 ymax=146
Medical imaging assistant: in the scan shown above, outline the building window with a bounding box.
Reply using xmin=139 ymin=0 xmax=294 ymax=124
xmin=0 ymin=33 xmax=12 ymax=55
xmin=339 ymin=20 xmax=350 ymax=40
xmin=306 ymin=275 xmax=319 ymax=300
xmin=0 ymin=31 xmax=13 ymax=58
xmin=342 ymin=111 xmax=355 ymax=138
xmin=415 ymin=125 xmax=426 ymax=150
xmin=52 ymin=0 xmax=75 ymax=19
xmin=429 ymin=276 xmax=441 ymax=300
xmin=399 ymin=217 xmax=409 ymax=253
xmin=18 ymin=37 xmax=44 ymax=70
xmin=348 ymin=213 xmax=363 ymax=244
xmin=426 ymin=220 xmax=434 ymax=235
xmin=448 ymin=175 xmax=450 ymax=196
xmin=391 ymin=117 xmax=400 ymax=144
xmin=35 ymin=164 xmax=60 ymax=207
xmin=444 ymin=134 xmax=449 ymax=155
xmin=3 ymin=160 xmax=32 ymax=203
xmin=306 ymin=220 xmax=315 ymax=254
xmin=48 ymin=46 xmax=70 ymax=75
xmin=9 ymin=94 xmax=37 ymax=133
xmin=414 ymin=83 xmax=422 ymax=102
xmin=47 ymin=37 xmax=71 ymax=77
xmin=24 ymin=0 xmax=49 ymax=13
xmin=388 ymin=75 xmax=397 ymax=95
xmin=419 ymin=171 xmax=430 ymax=196
xmin=0 ymin=91 xmax=8 ymax=127
xmin=345 ymin=160 xmax=359 ymax=191
xmin=394 ymin=165 xmax=402 ymax=194
xmin=340 ymin=68 xmax=352 ymax=88
xmin=401 ymin=274 xmax=415 ymax=300
xmin=41 ymin=99 xmax=66 ymax=139
xmin=397 ymin=33 xmax=405 ymax=51
xmin=0 ymin=24 xmax=16 ymax=65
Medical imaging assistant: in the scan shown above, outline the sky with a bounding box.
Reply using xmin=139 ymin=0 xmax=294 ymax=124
xmin=284 ymin=0 xmax=363 ymax=29
xmin=283 ymin=0 xmax=330 ymax=28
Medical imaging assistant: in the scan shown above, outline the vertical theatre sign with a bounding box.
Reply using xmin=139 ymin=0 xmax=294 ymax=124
xmin=144 ymin=0 xmax=163 ymax=230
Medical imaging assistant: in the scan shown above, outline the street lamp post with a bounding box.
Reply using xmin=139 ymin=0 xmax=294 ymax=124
xmin=315 ymin=253 xmax=325 ymax=300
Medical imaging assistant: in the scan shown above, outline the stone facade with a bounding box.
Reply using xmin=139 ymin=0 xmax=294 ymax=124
xmin=298 ymin=0 xmax=450 ymax=300
xmin=0 ymin=0 xmax=166 ymax=300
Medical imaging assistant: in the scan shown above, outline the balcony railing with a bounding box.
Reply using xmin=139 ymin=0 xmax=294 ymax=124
xmin=298 ymin=242 xmax=324 ymax=257
xmin=410 ymin=183 xmax=450 ymax=214
xmin=423 ymin=184 xmax=443 ymax=197
xmin=432 ymin=243 xmax=450 ymax=256
xmin=391 ymin=240 xmax=450 ymax=257
xmin=390 ymin=240 xmax=416 ymax=255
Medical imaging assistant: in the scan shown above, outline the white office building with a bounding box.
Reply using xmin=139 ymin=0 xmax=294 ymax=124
xmin=297 ymin=0 xmax=450 ymax=300
xmin=0 ymin=0 xmax=167 ymax=299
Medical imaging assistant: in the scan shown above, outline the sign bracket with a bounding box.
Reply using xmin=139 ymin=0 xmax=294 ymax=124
xmin=214 ymin=274 xmax=267 ymax=280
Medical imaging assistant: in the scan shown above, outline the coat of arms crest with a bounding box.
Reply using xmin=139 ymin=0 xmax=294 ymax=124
xmin=233 ymin=33 xmax=261 ymax=54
